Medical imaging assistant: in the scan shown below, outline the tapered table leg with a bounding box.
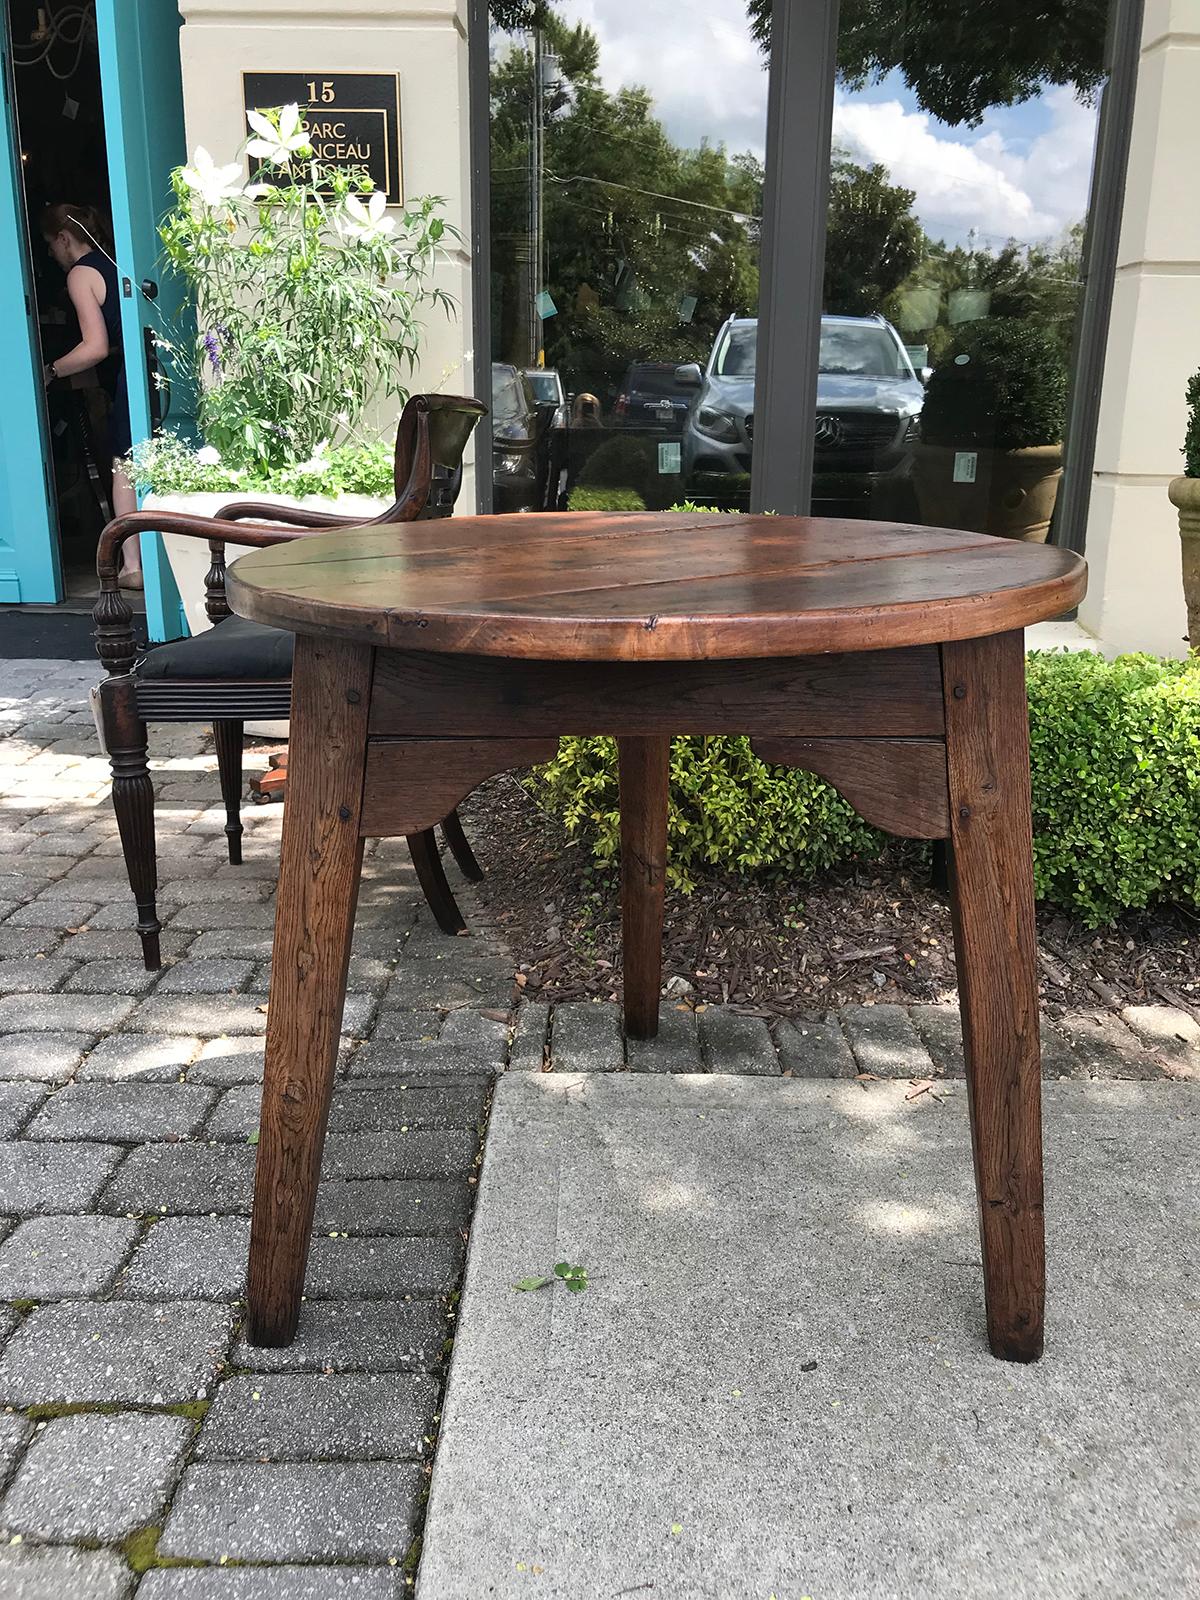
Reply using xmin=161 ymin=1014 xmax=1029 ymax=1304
xmin=942 ymin=631 xmax=1045 ymax=1362
xmin=247 ymin=635 xmax=373 ymax=1347
xmin=618 ymin=736 xmax=670 ymax=1040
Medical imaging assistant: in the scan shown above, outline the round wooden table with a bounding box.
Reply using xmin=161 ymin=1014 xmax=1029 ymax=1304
xmin=228 ymin=511 xmax=1087 ymax=1361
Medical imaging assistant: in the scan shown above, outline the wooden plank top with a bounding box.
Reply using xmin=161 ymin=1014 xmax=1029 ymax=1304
xmin=225 ymin=511 xmax=1088 ymax=661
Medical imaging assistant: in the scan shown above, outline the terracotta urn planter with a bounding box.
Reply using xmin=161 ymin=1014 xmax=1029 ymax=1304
xmin=144 ymin=488 xmax=389 ymax=737
xmin=913 ymin=443 xmax=1062 ymax=542
xmin=1168 ymin=474 xmax=1200 ymax=650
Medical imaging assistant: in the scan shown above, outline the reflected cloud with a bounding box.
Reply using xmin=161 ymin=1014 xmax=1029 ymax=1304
xmin=832 ymin=85 xmax=1097 ymax=248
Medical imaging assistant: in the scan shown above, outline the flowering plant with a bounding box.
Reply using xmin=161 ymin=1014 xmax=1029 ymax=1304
xmin=157 ymin=104 xmax=454 ymax=471
xmin=130 ymin=430 xmax=395 ymax=500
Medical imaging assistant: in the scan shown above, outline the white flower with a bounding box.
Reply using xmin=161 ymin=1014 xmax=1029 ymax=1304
xmin=297 ymin=441 xmax=331 ymax=475
xmin=338 ymin=190 xmax=395 ymax=243
xmin=246 ymin=104 xmax=312 ymax=168
xmin=179 ymin=148 xmax=245 ymax=208
xmin=196 ymin=445 xmax=222 ymax=466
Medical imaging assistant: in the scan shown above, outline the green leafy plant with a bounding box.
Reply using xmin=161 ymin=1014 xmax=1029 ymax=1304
xmin=130 ymin=431 xmax=395 ymax=499
xmin=920 ymin=316 xmax=1068 ymax=452
xmin=574 ymin=436 xmax=657 ymax=502
xmin=1184 ymin=367 xmax=1200 ymax=478
xmin=1027 ymin=650 xmax=1200 ymax=924
xmin=528 ymin=652 xmax=1200 ymax=926
xmin=514 ymin=1262 xmax=590 ymax=1294
xmin=566 ymin=486 xmax=646 ymax=512
xmin=156 ymin=105 xmax=454 ymax=472
xmin=531 ymin=735 xmax=881 ymax=894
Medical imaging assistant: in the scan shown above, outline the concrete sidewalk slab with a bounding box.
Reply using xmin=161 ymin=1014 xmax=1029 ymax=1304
xmin=419 ymin=1073 xmax=1200 ymax=1600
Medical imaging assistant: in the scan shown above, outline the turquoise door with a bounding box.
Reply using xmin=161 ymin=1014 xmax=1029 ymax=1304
xmin=0 ymin=23 xmax=61 ymax=604
xmin=96 ymin=0 xmax=189 ymax=641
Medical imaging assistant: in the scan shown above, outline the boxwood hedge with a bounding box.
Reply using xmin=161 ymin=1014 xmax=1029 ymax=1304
xmin=528 ymin=651 xmax=1200 ymax=926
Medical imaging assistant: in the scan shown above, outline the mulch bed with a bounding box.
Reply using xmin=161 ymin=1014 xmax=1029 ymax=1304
xmin=460 ymin=773 xmax=1200 ymax=1021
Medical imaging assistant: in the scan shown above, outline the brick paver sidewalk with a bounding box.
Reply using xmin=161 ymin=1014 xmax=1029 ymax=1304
xmin=0 ymin=659 xmax=1193 ymax=1598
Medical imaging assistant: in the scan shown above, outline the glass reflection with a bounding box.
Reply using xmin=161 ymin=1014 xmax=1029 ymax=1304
xmin=486 ymin=0 xmax=1113 ymax=537
xmin=487 ymin=0 xmax=767 ymax=512
xmin=803 ymin=0 xmax=1113 ymax=538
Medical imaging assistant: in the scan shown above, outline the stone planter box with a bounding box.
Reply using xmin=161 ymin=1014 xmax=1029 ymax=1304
xmin=144 ymin=490 xmax=389 ymax=637
xmin=144 ymin=489 xmax=388 ymax=737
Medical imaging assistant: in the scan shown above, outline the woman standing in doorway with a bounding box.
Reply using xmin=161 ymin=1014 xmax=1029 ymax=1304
xmin=40 ymin=203 xmax=142 ymax=589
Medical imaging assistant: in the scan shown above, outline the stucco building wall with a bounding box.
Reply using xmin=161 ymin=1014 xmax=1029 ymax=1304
xmin=176 ymin=0 xmax=477 ymax=501
xmin=1081 ymin=0 xmax=1200 ymax=655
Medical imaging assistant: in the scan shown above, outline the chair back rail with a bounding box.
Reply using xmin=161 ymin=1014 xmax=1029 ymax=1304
xmin=93 ymin=393 xmax=486 ymax=677
xmin=215 ymin=394 xmax=487 ymax=526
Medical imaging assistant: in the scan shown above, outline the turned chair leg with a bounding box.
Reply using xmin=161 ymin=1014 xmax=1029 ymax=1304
xmin=407 ymin=829 xmax=467 ymax=935
xmin=618 ymin=736 xmax=670 ymax=1040
xmin=100 ymin=676 xmax=161 ymax=971
xmin=942 ymin=632 xmax=1045 ymax=1362
xmin=441 ymin=807 xmax=484 ymax=881
xmin=213 ymin=719 xmax=244 ymax=865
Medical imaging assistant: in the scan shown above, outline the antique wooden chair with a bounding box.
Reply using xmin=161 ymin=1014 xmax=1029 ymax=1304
xmin=93 ymin=393 xmax=487 ymax=970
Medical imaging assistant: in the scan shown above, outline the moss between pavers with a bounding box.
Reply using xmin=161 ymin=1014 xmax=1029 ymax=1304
xmin=122 ymin=1525 xmax=206 ymax=1575
xmin=164 ymin=1399 xmax=211 ymax=1422
xmin=124 ymin=1534 xmax=396 ymax=1575
xmin=22 ymin=1398 xmax=212 ymax=1423
xmin=24 ymin=1400 xmax=124 ymax=1422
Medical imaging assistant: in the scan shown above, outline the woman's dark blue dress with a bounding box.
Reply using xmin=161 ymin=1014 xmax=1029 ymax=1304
xmin=75 ymin=248 xmax=131 ymax=461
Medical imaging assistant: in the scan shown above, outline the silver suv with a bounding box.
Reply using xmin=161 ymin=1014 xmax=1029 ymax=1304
xmin=678 ymin=313 xmax=924 ymax=504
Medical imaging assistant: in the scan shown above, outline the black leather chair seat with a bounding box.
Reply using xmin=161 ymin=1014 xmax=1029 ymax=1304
xmin=136 ymin=616 xmax=294 ymax=681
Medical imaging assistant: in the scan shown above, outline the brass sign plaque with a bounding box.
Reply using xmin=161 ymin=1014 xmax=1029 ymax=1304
xmin=242 ymin=72 xmax=402 ymax=204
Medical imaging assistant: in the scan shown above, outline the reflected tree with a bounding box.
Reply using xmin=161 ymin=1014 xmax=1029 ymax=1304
xmin=489 ymin=11 xmax=762 ymax=394
xmin=887 ymin=227 xmax=1086 ymax=361
xmin=747 ymin=0 xmax=1108 ymax=126
xmin=824 ymin=155 xmax=923 ymax=315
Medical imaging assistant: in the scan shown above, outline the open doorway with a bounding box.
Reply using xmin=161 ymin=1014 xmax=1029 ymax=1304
xmin=8 ymin=0 xmax=139 ymax=611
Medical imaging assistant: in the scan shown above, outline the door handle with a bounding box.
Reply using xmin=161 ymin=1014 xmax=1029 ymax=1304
xmin=141 ymin=278 xmax=159 ymax=301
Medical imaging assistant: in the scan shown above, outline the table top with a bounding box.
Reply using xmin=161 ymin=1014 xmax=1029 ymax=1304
xmin=226 ymin=511 xmax=1087 ymax=661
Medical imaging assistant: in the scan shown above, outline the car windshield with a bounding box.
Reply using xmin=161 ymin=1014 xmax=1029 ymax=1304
xmin=712 ymin=321 xmax=910 ymax=381
xmin=714 ymin=326 xmax=757 ymax=378
xmin=819 ymin=325 xmax=909 ymax=379
xmin=525 ymin=372 xmax=559 ymax=403
xmin=492 ymin=368 xmax=526 ymax=420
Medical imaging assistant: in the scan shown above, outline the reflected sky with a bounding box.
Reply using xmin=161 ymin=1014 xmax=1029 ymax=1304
xmin=552 ymin=2 xmax=1100 ymax=249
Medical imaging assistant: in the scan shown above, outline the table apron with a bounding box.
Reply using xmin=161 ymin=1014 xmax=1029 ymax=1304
xmin=360 ymin=732 xmax=950 ymax=842
xmin=367 ymin=646 xmax=946 ymax=739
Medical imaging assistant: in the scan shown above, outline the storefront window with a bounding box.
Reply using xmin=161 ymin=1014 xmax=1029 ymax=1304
xmin=808 ymin=0 xmax=1115 ymax=542
xmin=486 ymin=0 xmax=768 ymax=513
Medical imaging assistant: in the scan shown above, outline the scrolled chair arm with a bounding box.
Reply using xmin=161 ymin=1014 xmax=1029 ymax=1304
xmin=93 ymin=510 xmax=332 ymax=679
xmin=214 ymin=500 xmax=365 ymax=528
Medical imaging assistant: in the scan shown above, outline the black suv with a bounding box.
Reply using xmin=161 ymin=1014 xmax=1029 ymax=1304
xmin=613 ymin=362 xmax=695 ymax=431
